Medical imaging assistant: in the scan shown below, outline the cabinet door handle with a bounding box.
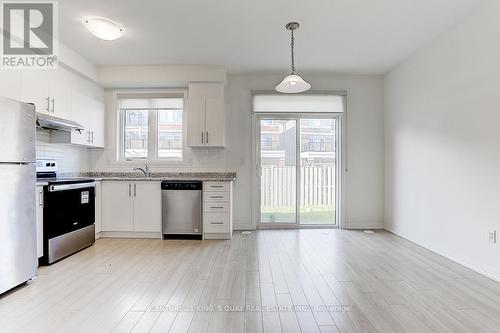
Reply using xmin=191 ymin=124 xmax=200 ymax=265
xmin=201 ymin=131 xmax=204 ymax=144
xmin=210 ymin=222 xmax=224 ymax=225
xmin=206 ymin=131 xmax=209 ymax=144
xmin=128 ymin=184 xmax=131 ymax=197
xmin=134 ymin=183 xmax=137 ymax=197
xmin=39 ymin=190 xmax=43 ymax=207
xmin=91 ymin=131 xmax=94 ymax=143
xmin=45 ymin=97 xmax=50 ymax=112
xmin=50 ymin=98 xmax=55 ymax=113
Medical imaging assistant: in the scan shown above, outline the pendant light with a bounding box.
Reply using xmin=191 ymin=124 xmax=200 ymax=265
xmin=275 ymin=22 xmax=311 ymax=94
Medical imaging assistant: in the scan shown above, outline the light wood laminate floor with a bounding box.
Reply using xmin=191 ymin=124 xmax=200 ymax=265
xmin=1 ymin=229 xmax=500 ymax=333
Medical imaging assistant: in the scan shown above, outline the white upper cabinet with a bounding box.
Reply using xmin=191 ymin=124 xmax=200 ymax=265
xmin=20 ymin=70 xmax=50 ymax=114
xmin=48 ymin=72 xmax=72 ymax=120
xmin=205 ymin=98 xmax=225 ymax=147
xmin=20 ymin=70 xmax=72 ymax=119
xmin=68 ymin=92 xmax=105 ymax=148
xmin=0 ymin=70 xmax=21 ymax=100
xmin=186 ymin=83 xmax=225 ymax=148
xmin=186 ymin=98 xmax=206 ymax=147
xmin=15 ymin=68 xmax=105 ymax=148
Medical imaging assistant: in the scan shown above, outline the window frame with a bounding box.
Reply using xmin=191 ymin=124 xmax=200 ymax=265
xmin=116 ymin=91 xmax=188 ymax=163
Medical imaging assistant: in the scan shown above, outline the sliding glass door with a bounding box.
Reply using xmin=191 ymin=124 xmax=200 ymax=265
xmin=299 ymin=118 xmax=336 ymax=225
xmin=257 ymin=114 xmax=339 ymax=227
xmin=259 ymin=119 xmax=297 ymax=224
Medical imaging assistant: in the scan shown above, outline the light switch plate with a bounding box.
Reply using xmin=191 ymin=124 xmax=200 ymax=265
xmin=488 ymin=230 xmax=496 ymax=243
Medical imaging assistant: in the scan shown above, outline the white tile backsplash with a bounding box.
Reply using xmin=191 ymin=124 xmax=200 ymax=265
xmin=36 ymin=129 xmax=90 ymax=173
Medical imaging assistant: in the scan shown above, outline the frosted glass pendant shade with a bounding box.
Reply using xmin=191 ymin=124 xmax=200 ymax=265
xmin=275 ymin=74 xmax=311 ymax=93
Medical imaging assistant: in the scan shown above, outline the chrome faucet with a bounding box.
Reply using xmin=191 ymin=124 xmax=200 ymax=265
xmin=133 ymin=164 xmax=151 ymax=177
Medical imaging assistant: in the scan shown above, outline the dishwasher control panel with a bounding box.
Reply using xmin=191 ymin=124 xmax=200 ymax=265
xmin=161 ymin=181 xmax=202 ymax=190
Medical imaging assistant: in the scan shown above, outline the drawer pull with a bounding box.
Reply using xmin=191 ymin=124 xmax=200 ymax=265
xmin=210 ymin=222 xmax=224 ymax=225
xmin=210 ymin=206 xmax=224 ymax=209
xmin=210 ymin=185 xmax=224 ymax=188
xmin=210 ymin=196 xmax=224 ymax=199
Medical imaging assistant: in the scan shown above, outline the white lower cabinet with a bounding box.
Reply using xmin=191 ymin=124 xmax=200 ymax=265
xmin=95 ymin=181 xmax=102 ymax=238
xmin=101 ymin=181 xmax=133 ymax=232
xmin=203 ymin=181 xmax=233 ymax=239
xmin=101 ymin=181 xmax=161 ymax=235
xmin=133 ymin=182 xmax=162 ymax=232
xmin=36 ymin=186 xmax=44 ymax=259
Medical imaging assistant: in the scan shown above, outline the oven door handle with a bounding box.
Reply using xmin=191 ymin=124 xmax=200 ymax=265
xmin=48 ymin=182 xmax=96 ymax=192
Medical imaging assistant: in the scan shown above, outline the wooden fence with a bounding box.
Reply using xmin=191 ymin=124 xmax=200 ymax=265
xmin=261 ymin=165 xmax=336 ymax=208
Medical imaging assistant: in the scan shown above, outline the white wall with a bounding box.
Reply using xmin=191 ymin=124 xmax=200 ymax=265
xmin=384 ymin=0 xmax=500 ymax=281
xmin=226 ymin=74 xmax=384 ymax=230
xmin=91 ymin=73 xmax=384 ymax=230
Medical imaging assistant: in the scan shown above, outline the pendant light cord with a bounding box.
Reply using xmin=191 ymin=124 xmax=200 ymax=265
xmin=290 ymin=29 xmax=296 ymax=74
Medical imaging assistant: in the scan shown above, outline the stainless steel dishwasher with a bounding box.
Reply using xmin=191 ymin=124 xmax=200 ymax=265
xmin=161 ymin=181 xmax=202 ymax=238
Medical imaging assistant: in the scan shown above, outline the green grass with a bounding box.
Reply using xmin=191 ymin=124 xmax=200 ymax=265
xmin=261 ymin=206 xmax=336 ymax=225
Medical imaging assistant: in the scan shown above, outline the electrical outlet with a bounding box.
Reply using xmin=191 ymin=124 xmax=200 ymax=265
xmin=488 ymin=230 xmax=497 ymax=243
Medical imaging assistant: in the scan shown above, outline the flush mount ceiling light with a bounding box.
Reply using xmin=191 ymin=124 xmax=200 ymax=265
xmin=275 ymin=22 xmax=311 ymax=94
xmin=83 ymin=17 xmax=125 ymax=41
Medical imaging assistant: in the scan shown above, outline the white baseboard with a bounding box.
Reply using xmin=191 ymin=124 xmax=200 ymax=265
xmin=204 ymin=233 xmax=232 ymax=240
xmin=99 ymin=231 xmax=162 ymax=239
xmin=233 ymin=225 xmax=256 ymax=231
xmin=385 ymin=226 xmax=500 ymax=283
xmin=342 ymin=220 xmax=384 ymax=230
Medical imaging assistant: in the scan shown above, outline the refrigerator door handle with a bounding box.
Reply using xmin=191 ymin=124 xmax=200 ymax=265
xmin=39 ymin=189 xmax=43 ymax=207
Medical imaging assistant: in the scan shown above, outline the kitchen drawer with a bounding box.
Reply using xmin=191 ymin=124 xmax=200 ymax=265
xmin=204 ymin=213 xmax=230 ymax=233
xmin=204 ymin=191 xmax=230 ymax=202
xmin=204 ymin=201 xmax=230 ymax=213
xmin=204 ymin=182 xmax=230 ymax=192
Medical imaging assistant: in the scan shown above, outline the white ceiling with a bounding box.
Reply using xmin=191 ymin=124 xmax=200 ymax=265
xmin=59 ymin=0 xmax=482 ymax=74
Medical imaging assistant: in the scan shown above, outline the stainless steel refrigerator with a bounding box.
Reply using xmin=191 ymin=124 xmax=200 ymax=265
xmin=0 ymin=96 xmax=37 ymax=295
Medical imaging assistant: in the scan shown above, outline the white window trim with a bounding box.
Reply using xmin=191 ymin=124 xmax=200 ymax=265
xmin=109 ymin=89 xmax=191 ymax=166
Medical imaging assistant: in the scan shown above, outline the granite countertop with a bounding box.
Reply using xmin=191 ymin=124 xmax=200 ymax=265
xmin=36 ymin=172 xmax=236 ymax=185
xmin=88 ymin=172 xmax=236 ymax=182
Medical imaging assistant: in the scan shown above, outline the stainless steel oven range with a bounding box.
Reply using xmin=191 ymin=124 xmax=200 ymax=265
xmin=37 ymin=160 xmax=96 ymax=264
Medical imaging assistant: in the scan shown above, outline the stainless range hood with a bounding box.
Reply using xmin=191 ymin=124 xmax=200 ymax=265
xmin=36 ymin=113 xmax=84 ymax=132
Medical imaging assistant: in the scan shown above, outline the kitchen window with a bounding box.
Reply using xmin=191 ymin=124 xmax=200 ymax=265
xmin=118 ymin=95 xmax=185 ymax=161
